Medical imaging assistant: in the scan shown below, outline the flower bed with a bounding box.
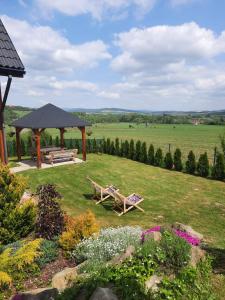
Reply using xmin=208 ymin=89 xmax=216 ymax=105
xmin=141 ymin=226 xmax=200 ymax=246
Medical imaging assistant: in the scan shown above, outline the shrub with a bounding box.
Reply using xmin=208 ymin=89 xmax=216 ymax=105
xmin=186 ymin=150 xmax=196 ymax=174
xmin=36 ymin=239 xmax=59 ymax=268
xmin=0 ymin=165 xmax=36 ymax=244
xmin=35 ymin=184 xmax=64 ymax=240
xmin=135 ymin=140 xmax=142 ymax=161
xmin=174 ymin=148 xmax=183 ymax=171
xmin=212 ymin=153 xmax=225 ymax=181
xmin=160 ymin=231 xmax=191 ymax=269
xmin=154 ymin=148 xmax=163 ymax=167
xmin=164 ymin=152 xmax=173 ymax=170
xmin=92 ymin=138 xmax=97 ymax=153
xmin=197 ymin=152 xmax=209 ymax=178
xmin=128 ymin=139 xmax=135 ymax=160
xmin=72 ymin=226 xmax=142 ymax=265
xmin=59 ymin=210 xmax=99 ymax=252
xmin=55 ymin=136 xmax=60 ymax=147
xmin=0 ymin=271 xmax=12 ymax=291
xmin=147 ymin=144 xmax=154 ymax=165
xmin=140 ymin=142 xmax=147 ymax=163
xmin=0 ymin=239 xmax=43 ymax=285
xmin=106 ymin=138 xmax=111 ymax=154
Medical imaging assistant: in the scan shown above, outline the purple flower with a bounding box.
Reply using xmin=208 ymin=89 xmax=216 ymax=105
xmin=174 ymin=229 xmax=200 ymax=246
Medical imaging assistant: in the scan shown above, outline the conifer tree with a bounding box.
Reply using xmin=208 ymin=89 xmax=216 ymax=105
xmin=164 ymin=152 xmax=173 ymax=169
xmin=197 ymin=152 xmax=209 ymax=177
xmin=49 ymin=135 xmax=53 ymax=146
xmin=186 ymin=150 xmax=196 ymax=174
xmin=148 ymin=144 xmax=154 ymax=165
xmin=124 ymin=140 xmax=130 ymax=158
xmin=212 ymin=153 xmax=225 ymax=180
xmin=135 ymin=140 xmax=142 ymax=161
xmin=93 ymin=138 xmax=97 ymax=153
xmin=115 ymin=138 xmax=120 ymax=156
xmin=55 ymin=136 xmax=60 ymax=147
xmin=174 ymin=148 xmax=183 ymax=171
xmin=129 ymin=139 xmax=135 ymax=160
xmin=140 ymin=142 xmax=147 ymax=163
xmin=155 ymin=148 xmax=163 ymax=167
xmin=106 ymin=138 xmax=111 ymax=154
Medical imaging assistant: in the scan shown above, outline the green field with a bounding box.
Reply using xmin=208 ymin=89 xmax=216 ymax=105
xmin=23 ymin=154 xmax=225 ymax=248
xmin=32 ymin=123 xmax=224 ymax=161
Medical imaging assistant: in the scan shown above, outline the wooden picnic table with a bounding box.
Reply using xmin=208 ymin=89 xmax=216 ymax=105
xmin=40 ymin=147 xmax=62 ymax=154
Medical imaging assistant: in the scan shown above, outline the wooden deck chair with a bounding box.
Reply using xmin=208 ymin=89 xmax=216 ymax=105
xmin=110 ymin=190 xmax=144 ymax=216
xmin=87 ymin=177 xmax=119 ymax=205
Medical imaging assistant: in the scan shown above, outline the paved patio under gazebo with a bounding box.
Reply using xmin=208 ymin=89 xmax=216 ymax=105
xmin=11 ymin=103 xmax=91 ymax=168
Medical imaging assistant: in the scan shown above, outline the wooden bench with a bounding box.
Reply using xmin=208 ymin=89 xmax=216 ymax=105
xmin=45 ymin=149 xmax=78 ymax=165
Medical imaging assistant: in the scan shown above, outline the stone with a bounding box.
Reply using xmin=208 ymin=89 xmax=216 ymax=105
xmin=11 ymin=287 xmax=58 ymax=300
xmin=145 ymin=275 xmax=162 ymax=291
xmin=20 ymin=191 xmax=38 ymax=205
xmin=147 ymin=231 xmax=162 ymax=242
xmin=189 ymin=246 xmax=206 ymax=267
xmin=89 ymin=287 xmax=118 ymax=300
xmin=172 ymin=223 xmax=203 ymax=241
xmin=51 ymin=267 xmax=77 ymax=292
xmin=109 ymin=245 xmax=135 ymax=266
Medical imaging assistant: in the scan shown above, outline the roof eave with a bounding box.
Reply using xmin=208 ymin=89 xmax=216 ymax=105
xmin=0 ymin=66 xmax=26 ymax=78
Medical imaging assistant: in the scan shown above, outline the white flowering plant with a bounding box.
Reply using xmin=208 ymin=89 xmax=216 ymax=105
xmin=71 ymin=226 xmax=142 ymax=265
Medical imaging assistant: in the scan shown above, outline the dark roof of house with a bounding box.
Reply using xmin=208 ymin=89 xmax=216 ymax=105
xmin=0 ymin=19 xmax=25 ymax=78
xmin=12 ymin=103 xmax=91 ymax=129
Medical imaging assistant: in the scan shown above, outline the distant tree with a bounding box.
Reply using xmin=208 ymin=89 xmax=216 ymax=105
xmin=219 ymin=132 xmax=225 ymax=158
xmin=69 ymin=138 xmax=73 ymax=149
xmin=21 ymin=138 xmax=26 ymax=156
xmin=174 ymin=148 xmax=183 ymax=171
xmin=212 ymin=153 xmax=225 ymax=181
xmin=120 ymin=141 xmax=125 ymax=157
xmin=115 ymin=138 xmax=120 ymax=156
xmin=135 ymin=140 xmax=142 ymax=161
xmin=186 ymin=150 xmax=196 ymax=174
xmin=140 ymin=142 xmax=147 ymax=163
xmin=75 ymin=140 xmax=80 ymax=153
xmin=148 ymin=144 xmax=154 ymax=165
xmin=197 ymin=152 xmax=209 ymax=177
xmin=49 ymin=135 xmax=53 ymax=146
xmin=129 ymin=139 xmax=135 ymax=160
xmin=102 ymin=138 xmax=107 ymax=153
xmin=164 ymin=152 xmax=173 ymax=170
xmin=155 ymin=148 xmax=163 ymax=167
xmin=124 ymin=140 xmax=130 ymax=158
xmin=87 ymin=139 xmax=92 ymax=153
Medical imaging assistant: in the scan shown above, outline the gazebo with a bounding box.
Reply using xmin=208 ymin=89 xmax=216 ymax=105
xmin=11 ymin=103 xmax=91 ymax=168
xmin=0 ymin=19 xmax=25 ymax=164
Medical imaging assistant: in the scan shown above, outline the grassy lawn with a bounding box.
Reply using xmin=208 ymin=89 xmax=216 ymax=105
xmin=23 ymin=154 xmax=225 ymax=248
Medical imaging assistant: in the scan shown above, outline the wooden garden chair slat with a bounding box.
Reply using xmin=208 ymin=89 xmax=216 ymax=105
xmin=110 ymin=190 xmax=144 ymax=216
xmin=87 ymin=177 xmax=119 ymax=204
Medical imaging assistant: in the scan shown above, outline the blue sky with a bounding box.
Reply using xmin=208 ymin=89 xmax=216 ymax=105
xmin=1 ymin=0 xmax=225 ymax=110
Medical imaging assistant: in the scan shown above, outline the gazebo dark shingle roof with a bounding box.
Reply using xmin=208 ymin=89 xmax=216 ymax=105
xmin=12 ymin=103 xmax=91 ymax=129
xmin=0 ymin=19 xmax=25 ymax=78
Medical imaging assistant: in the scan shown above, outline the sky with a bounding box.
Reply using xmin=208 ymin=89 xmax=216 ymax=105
xmin=1 ymin=0 xmax=225 ymax=111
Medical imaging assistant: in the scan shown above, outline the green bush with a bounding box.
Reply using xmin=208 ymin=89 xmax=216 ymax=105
xmin=124 ymin=140 xmax=130 ymax=158
xmin=212 ymin=153 xmax=225 ymax=181
xmin=197 ymin=152 xmax=209 ymax=178
xmin=36 ymin=239 xmax=59 ymax=268
xmin=0 ymin=165 xmax=36 ymax=244
xmin=110 ymin=141 xmax=115 ymax=155
xmin=164 ymin=152 xmax=173 ymax=170
xmin=140 ymin=142 xmax=147 ymax=163
xmin=174 ymin=148 xmax=183 ymax=171
xmin=135 ymin=140 xmax=142 ymax=161
xmin=147 ymin=144 xmax=154 ymax=165
xmin=154 ymin=148 xmax=163 ymax=167
xmin=186 ymin=150 xmax=196 ymax=174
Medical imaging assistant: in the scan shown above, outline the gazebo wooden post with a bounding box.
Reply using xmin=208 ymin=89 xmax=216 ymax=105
xmin=33 ymin=129 xmax=41 ymax=169
xmin=15 ymin=127 xmax=22 ymax=161
xmin=60 ymin=128 xmax=65 ymax=149
xmin=78 ymin=126 xmax=86 ymax=161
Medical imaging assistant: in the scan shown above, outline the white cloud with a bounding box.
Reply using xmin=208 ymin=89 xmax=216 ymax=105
xmin=49 ymin=80 xmax=98 ymax=92
xmin=1 ymin=15 xmax=111 ymax=74
xmin=97 ymin=91 xmax=120 ymax=99
xmin=170 ymin=0 xmax=197 ymax=6
xmin=36 ymin=0 xmax=157 ymax=20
